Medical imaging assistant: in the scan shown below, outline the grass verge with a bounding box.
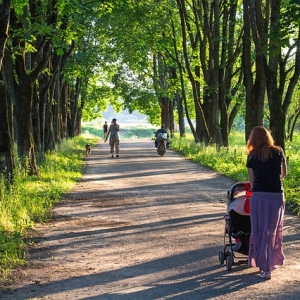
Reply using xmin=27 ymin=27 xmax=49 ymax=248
xmin=0 ymin=135 xmax=99 ymax=281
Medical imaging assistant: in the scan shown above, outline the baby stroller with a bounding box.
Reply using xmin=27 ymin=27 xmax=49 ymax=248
xmin=218 ymin=182 xmax=252 ymax=270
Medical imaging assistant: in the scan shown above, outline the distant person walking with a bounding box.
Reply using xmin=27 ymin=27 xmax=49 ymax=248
xmin=246 ymin=126 xmax=287 ymax=280
xmin=104 ymin=118 xmax=120 ymax=157
xmin=103 ymin=121 xmax=108 ymax=140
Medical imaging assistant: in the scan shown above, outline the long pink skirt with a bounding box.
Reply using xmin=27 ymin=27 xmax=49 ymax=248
xmin=248 ymin=191 xmax=285 ymax=272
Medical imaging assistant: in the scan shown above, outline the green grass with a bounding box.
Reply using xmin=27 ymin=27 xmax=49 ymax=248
xmin=170 ymin=131 xmax=300 ymax=215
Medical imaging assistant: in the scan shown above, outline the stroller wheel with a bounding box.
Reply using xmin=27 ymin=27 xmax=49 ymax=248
xmin=226 ymin=250 xmax=233 ymax=271
xmin=218 ymin=251 xmax=225 ymax=265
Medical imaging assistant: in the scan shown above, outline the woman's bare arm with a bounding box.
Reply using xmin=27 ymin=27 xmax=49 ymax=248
xmin=247 ymin=168 xmax=254 ymax=189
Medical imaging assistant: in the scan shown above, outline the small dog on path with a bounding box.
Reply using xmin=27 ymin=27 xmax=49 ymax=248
xmin=85 ymin=144 xmax=91 ymax=156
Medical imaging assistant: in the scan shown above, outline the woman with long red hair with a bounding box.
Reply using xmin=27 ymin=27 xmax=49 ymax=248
xmin=246 ymin=126 xmax=287 ymax=279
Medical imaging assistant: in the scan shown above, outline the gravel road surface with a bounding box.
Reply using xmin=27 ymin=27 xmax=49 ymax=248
xmin=1 ymin=139 xmax=299 ymax=300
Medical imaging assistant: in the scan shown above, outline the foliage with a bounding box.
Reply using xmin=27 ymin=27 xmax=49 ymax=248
xmin=4 ymin=0 xmax=300 ymax=161
xmin=88 ymin=0 xmax=171 ymax=126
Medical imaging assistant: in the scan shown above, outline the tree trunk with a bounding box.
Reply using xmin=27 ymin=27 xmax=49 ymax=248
xmin=288 ymin=108 xmax=300 ymax=141
xmin=266 ymin=76 xmax=286 ymax=148
xmin=60 ymin=81 xmax=69 ymax=139
xmin=176 ymin=0 xmax=209 ymax=144
xmin=38 ymin=67 xmax=57 ymax=152
xmin=170 ymin=18 xmax=185 ymax=137
xmin=265 ymin=0 xmax=281 ymax=144
xmin=177 ymin=62 xmax=197 ymax=139
xmin=218 ymin=0 xmax=244 ymax=147
xmin=0 ymin=75 xmax=14 ymax=180
xmin=69 ymin=78 xmax=81 ymax=138
xmin=0 ymin=0 xmax=14 ymax=180
xmin=32 ymin=84 xmax=42 ymax=153
xmin=175 ymin=91 xmax=185 ymax=137
xmin=53 ymin=71 xmax=62 ymax=143
xmin=160 ymin=96 xmax=170 ymax=129
xmin=169 ymin=98 xmax=175 ymax=137
xmin=0 ymin=0 xmax=10 ymax=69
xmin=243 ymin=0 xmax=265 ymax=141
xmin=14 ymin=78 xmax=39 ymax=175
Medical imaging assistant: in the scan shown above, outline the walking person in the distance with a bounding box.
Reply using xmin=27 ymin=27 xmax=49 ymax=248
xmin=105 ymin=118 xmax=120 ymax=158
xmin=103 ymin=121 xmax=108 ymax=140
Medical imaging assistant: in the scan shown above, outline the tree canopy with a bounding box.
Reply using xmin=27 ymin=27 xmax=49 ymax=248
xmin=0 ymin=0 xmax=300 ymax=177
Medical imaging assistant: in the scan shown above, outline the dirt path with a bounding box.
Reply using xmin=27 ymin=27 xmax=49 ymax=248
xmin=1 ymin=139 xmax=300 ymax=300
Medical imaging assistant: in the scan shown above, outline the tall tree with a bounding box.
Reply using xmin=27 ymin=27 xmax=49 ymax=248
xmin=242 ymin=0 xmax=265 ymax=140
xmin=0 ymin=0 xmax=14 ymax=179
xmin=175 ymin=0 xmax=244 ymax=146
xmin=246 ymin=0 xmax=300 ymax=149
xmin=2 ymin=3 xmax=55 ymax=175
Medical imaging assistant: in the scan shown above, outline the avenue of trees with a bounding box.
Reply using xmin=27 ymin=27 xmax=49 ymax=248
xmin=0 ymin=0 xmax=300 ymax=179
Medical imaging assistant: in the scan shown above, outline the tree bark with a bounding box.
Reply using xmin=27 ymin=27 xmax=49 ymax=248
xmin=175 ymin=90 xmax=185 ymax=136
xmin=170 ymin=22 xmax=185 ymax=137
xmin=0 ymin=0 xmax=14 ymax=180
xmin=0 ymin=74 xmax=14 ymax=180
xmin=0 ymin=0 xmax=10 ymax=69
xmin=243 ymin=0 xmax=265 ymax=141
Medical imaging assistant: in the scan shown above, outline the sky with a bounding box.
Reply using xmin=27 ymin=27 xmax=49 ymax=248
xmin=102 ymin=105 xmax=149 ymax=124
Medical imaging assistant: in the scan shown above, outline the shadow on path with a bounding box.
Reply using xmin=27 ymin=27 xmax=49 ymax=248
xmin=1 ymin=140 xmax=300 ymax=300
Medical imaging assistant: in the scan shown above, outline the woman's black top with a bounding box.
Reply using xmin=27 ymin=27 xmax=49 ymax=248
xmin=246 ymin=148 xmax=285 ymax=193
